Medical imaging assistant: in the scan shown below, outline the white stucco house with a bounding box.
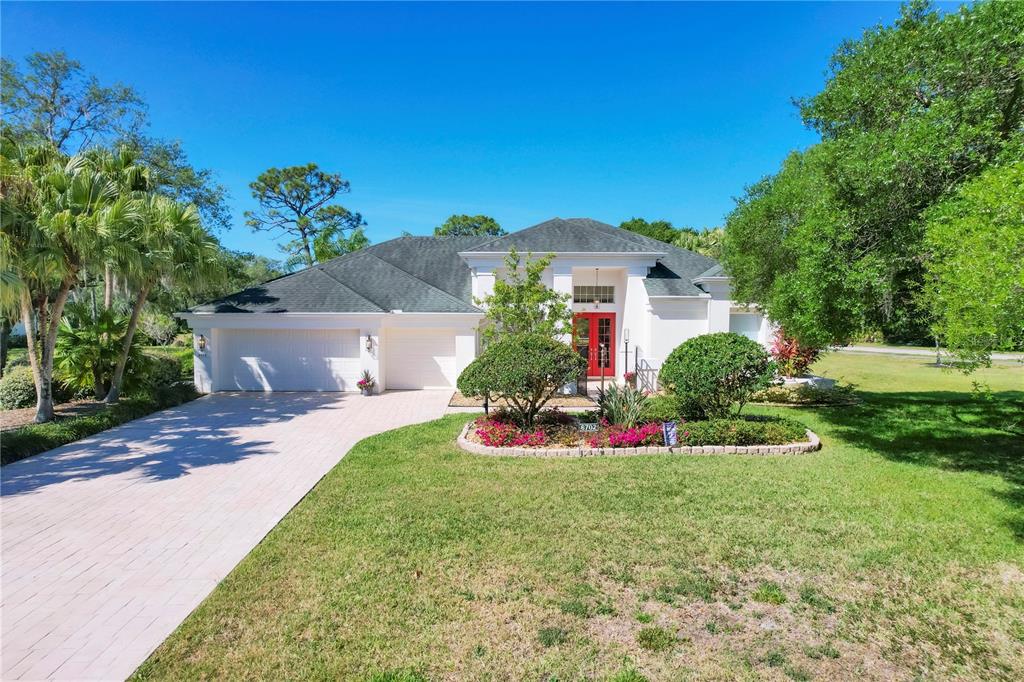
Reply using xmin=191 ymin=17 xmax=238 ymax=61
xmin=178 ymin=218 xmax=769 ymax=393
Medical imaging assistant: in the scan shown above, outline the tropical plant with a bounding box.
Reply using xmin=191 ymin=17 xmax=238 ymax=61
xmin=55 ymin=301 xmax=141 ymax=399
xmin=357 ymin=370 xmax=376 ymax=392
xmin=457 ymin=333 xmax=586 ymax=427
xmin=477 ymin=249 xmax=573 ymax=345
xmin=659 ymin=332 xmax=776 ymax=419
xmin=597 ymin=383 xmax=648 ymax=428
xmin=769 ymin=329 xmax=822 ymax=378
xmin=103 ymin=195 xmax=221 ymax=403
xmin=139 ymin=309 xmax=178 ymax=345
xmin=1 ymin=136 xmax=120 ymax=421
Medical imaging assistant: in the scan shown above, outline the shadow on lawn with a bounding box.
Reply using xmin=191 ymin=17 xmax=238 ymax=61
xmin=816 ymin=389 xmax=1024 ymax=535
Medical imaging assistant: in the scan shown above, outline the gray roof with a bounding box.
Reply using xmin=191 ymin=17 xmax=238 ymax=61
xmin=190 ymin=218 xmax=721 ymax=313
xmin=465 ymin=217 xmax=667 ymax=254
xmin=190 ymin=236 xmax=489 ymax=314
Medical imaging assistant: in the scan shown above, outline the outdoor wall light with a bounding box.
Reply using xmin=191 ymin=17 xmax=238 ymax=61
xmin=365 ymin=334 xmax=373 ymax=351
xmin=623 ymin=327 xmax=630 ymax=343
xmin=197 ymin=334 xmax=207 ymax=352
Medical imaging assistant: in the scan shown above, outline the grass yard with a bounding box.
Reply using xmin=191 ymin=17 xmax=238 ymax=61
xmin=134 ymin=354 xmax=1024 ymax=681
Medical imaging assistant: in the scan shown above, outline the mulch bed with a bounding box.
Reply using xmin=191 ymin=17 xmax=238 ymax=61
xmin=448 ymin=391 xmax=596 ymax=408
xmin=0 ymin=399 xmax=107 ymax=432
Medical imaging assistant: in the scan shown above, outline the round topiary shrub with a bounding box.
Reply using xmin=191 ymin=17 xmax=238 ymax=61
xmin=658 ymin=332 xmax=776 ymax=419
xmin=0 ymin=366 xmax=38 ymax=409
xmin=458 ymin=333 xmax=586 ymax=427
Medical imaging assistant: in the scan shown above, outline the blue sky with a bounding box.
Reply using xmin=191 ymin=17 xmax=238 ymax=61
xmin=4 ymin=1 xmax=917 ymax=260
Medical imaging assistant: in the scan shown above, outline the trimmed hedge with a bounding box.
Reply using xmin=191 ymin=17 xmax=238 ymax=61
xmin=0 ymin=366 xmax=38 ymax=409
xmin=659 ymin=332 xmax=775 ymax=419
xmin=1 ymin=383 xmax=199 ymax=466
xmin=678 ymin=416 xmax=808 ymax=446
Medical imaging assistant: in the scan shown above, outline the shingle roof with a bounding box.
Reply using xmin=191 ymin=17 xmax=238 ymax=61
xmin=189 ymin=218 xmax=723 ymax=313
xmin=465 ymin=218 xmax=667 ymax=254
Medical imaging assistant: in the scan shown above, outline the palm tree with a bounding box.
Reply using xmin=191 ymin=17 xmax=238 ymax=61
xmin=104 ymin=195 xmax=220 ymax=403
xmin=1 ymin=137 xmax=116 ymax=421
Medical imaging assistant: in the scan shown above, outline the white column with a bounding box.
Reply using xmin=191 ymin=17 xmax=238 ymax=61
xmin=360 ymin=327 xmax=382 ymax=393
xmin=552 ymin=262 xmax=574 ymax=344
xmin=192 ymin=328 xmax=214 ymax=393
xmin=705 ymin=283 xmax=732 ymax=333
xmin=454 ymin=327 xmax=477 ymax=379
xmin=622 ymin=265 xmax=650 ymax=375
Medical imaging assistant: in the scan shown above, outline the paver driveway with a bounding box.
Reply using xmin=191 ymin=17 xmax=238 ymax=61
xmin=1 ymin=390 xmax=451 ymax=680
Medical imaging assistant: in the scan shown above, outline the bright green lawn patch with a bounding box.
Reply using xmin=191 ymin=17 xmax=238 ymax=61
xmin=133 ymin=354 xmax=1024 ymax=680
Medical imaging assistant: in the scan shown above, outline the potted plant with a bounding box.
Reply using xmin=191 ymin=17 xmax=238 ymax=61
xmin=357 ymin=370 xmax=376 ymax=396
xmin=623 ymin=371 xmax=637 ymax=388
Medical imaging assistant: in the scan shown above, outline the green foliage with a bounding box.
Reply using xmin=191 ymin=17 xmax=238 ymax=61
xmin=433 ymin=214 xmax=505 ymax=237
xmin=619 ymin=217 xmax=723 ymax=258
xmin=144 ymin=346 xmax=192 ymax=380
xmin=752 ymin=581 xmax=787 ymax=605
xmin=597 ymin=383 xmax=647 ymax=428
xmin=636 ymin=626 xmax=676 ymax=652
xmin=640 ymin=394 xmax=686 ymax=423
xmin=477 ymin=249 xmax=573 ymax=345
xmin=55 ymin=302 xmax=144 ymax=399
xmin=723 ymin=0 xmax=1024 ymax=357
xmin=0 ymin=366 xmax=38 ymax=409
xmin=139 ymin=309 xmax=178 ymax=345
xmin=1 ymin=382 xmax=198 ymax=465
xmin=922 ymin=161 xmax=1024 ymax=366
xmin=1 ymin=51 xmax=145 ymax=153
xmin=658 ymin=333 xmax=775 ymax=419
xmin=244 ymin=163 xmax=367 ymax=268
xmin=750 ymin=383 xmax=858 ymax=406
xmin=678 ymin=416 xmax=808 ymax=446
xmin=457 ymin=333 xmax=586 ymax=426
xmin=537 ymin=627 xmax=568 ymax=647
xmin=140 ymin=351 xmax=182 ymax=389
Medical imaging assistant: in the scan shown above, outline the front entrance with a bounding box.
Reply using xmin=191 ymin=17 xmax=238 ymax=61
xmin=573 ymin=312 xmax=615 ymax=378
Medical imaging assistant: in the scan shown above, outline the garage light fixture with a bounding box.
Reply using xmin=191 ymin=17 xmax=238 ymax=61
xmin=365 ymin=334 xmax=373 ymax=351
xmin=197 ymin=334 xmax=207 ymax=352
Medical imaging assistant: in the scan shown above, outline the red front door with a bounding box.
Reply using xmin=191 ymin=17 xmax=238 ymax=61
xmin=573 ymin=312 xmax=615 ymax=377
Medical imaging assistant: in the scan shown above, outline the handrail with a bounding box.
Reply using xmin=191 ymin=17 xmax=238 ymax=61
xmin=636 ymin=357 xmax=658 ymax=393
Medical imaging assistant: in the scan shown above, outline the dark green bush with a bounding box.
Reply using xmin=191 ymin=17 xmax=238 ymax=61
xmin=4 ymin=351 xmax=28 ymax=371
xmin=0 ymin=366 xmax=38 ymax=409
xmin=659 ymin=332 xmax=775 ymax=419
xmin=1 ymin=382 xmax=199 ymax=466
xmin=678 ymin=416 xmax=808 ymax=446
xmin=458 ymin=333 xmax=586 ymax=426
xmin=141 ymin=351 xmax=183 ymax=388
xmin=641 ymin=394 xmax=684 ymax=422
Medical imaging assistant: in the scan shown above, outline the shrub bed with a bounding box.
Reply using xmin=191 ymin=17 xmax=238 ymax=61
xmin=465 ymin=409 xmax=812 ymax=453
xmin=1 ymin=383 xmax=199 ymax=466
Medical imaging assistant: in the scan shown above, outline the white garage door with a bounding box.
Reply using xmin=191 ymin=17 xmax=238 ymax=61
xmin=729 ymin=313 xmax=762 ymax=342
xmin=217 ymin=329 xmax=360 ymax=391
xmin=385 ymin=328 xmax=457 ymax=389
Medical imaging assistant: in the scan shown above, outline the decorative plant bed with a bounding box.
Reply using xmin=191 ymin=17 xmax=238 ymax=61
xmin=457 ymin=420 xmax=821 ymax=458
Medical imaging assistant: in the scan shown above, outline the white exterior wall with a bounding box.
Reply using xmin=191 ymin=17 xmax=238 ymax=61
xmin=648 ymin=299 xmax=709 ymax=368
xmin=191 ymin=327 xmax=214 ymax=394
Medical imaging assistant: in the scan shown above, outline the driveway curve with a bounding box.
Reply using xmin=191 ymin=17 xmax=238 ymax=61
xmin=1 ymin=390 xmax=451 ymax=680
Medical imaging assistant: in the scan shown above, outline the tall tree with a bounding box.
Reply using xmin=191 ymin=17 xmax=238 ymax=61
xmin=434 ymin=214 xmax=505 ymax=237
xmin=245 ymin=163 xmax=365 ymax=268
xmin=1 ymin=51 xmax=146 ymax=153
xmin=476 ymin=250 xmax=573 ymax=345
xmin=722 ymin=0 xmax=1024 ymax=354
xmin=0 ymin=138 xmax=122 ymax=421
xmin=104 ymin=196 xmax=220 ymax=403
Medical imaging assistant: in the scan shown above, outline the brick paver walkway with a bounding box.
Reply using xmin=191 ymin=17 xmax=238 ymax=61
xmin=1 ymin=391 xmax=451 ymax=680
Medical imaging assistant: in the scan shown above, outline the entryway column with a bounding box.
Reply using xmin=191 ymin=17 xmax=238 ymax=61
xmin=552 ymin=262 xmax=574 ymax=344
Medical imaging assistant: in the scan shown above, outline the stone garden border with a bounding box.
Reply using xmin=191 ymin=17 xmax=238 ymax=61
xmin=457 ymin=422 xmax=822 ymax=457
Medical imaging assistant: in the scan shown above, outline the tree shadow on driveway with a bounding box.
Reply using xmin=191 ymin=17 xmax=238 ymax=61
xmin=0 ymin=393 xmax=350 ymax=497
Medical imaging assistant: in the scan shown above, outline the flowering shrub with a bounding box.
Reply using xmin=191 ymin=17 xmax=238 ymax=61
xmin=474 ymin=417 xmax=547 ymax=447
xmin=588 ymin=421 xmax=663 ymax=448
xmin=769 ymin=329 xmax=822 ymax=378
xmin=623 ymin=371 xmax=637 ymax=387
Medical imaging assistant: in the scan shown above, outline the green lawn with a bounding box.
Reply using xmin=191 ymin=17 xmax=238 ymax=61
xmin=134 ymin=354 xmax=1023 ymax=681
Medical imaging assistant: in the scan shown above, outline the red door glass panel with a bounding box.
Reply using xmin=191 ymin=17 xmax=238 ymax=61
xmin=573 ymin=313 xmax=615 ymax=377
